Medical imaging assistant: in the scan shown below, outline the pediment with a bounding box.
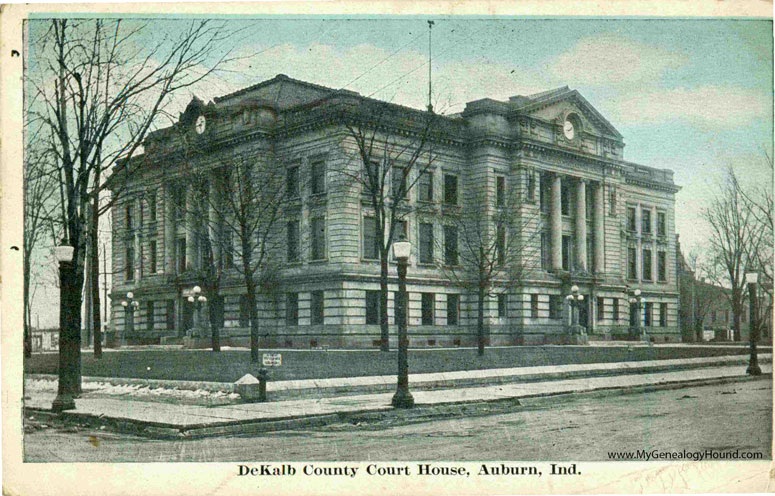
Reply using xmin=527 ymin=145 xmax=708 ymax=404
xmin=514 ymin=88 xmax=622 ymax=140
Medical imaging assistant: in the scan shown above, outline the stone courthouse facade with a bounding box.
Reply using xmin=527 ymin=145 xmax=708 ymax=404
xmin=110 ymin=74 xmax=681 ymax=347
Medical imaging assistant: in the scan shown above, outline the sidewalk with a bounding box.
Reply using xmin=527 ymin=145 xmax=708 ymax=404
xmin=24 ymin=356 xmax=771 ymax=439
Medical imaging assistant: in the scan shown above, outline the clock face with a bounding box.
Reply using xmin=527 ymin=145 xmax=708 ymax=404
xmin=195 ymin=115 xmax=206 ymax=135
xmin=563 ymin=119 xmax=575 ymax=140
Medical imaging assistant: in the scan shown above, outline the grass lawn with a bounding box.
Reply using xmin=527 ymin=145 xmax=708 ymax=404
xmin=24 ymin=345 xmax=753 ymax=383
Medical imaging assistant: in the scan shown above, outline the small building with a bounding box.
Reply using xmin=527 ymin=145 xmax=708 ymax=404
xmin=30 ymin=328 xmax=59 ymax=352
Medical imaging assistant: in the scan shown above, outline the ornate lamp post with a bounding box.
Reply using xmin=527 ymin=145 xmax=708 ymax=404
xmin=565 ymin=284 xmax=586 ymax=344
xmin=187 ymin=285 xmax=207 ymax=336
xmin=629 ymin=289 xmax=647 ymax=343
xmin=391 ymin=234 xmax=414 ymax=409
xmin=745 ymin=272 xmax=761 ymax=376
xmin=52 ymin=243 xmax=79 ymax=412
xmin=121 ymin=292 xmax=139 ymax=342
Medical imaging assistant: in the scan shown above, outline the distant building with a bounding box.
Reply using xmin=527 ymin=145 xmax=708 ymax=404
xmin=30 ymin=328 xmax=59 ymax=352
xmin=109 ymin=74 xmax=682 ymax=348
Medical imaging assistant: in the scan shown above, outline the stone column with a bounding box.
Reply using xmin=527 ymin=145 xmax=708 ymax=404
xmin=164 ymin=185 xmax=175 ymax=274
xmin=594 ymin=182 xmax=605 ymax=274
xmin=134 ymin=198 xmax=142 ymax=281
xmin=551 ymin=174 xmax=563 ymax=271
xmin=575 ymin=179 xmax=587 ymax=272
xmin=208 ymin=179 xmax=221 ymax=267
xmin=185 ymin=189 xmax=196 ymax=270
xmin=635 ymin=203 xmax=642 ymax=280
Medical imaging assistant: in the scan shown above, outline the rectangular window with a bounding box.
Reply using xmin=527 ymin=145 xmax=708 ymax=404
xmin=627 ymin=247 xmax=637 ymax=280
xmin=627 ymin=207 xmax=637 ymax=231
xmin=644 ymin=302 xmax=653 ymax=327
xmin=642 ymin=209 xmax=652 ymax=234
xmin=286 ymin=293 xmax=299 ymax=326
xmin=149 ymin=192 xmax=157 ymax=222
xmin=527 ymin=171 xmax=535 ymax=202
xmin=392 ymin=167 xmax=407 ymax=199
xmin=311 ymin=217 xmax=326 ymax=260
xmin=597 ymin=297 xmax=604 ymax=322
xmin=146 ymin=301 xmax=154 ymax=332
xmin=165 ymin=300 xmax=175 ymax=330
xmin=549 ymin=295 xmax=563 ymax=320
xmin=419 ymin=171 xmax=433 ymax=202
xmin=444 ymin=174 xmax=458 ymax=205
xmin=613 ymin=298 xmax=620 ymax=322
xmin=173 ymin=188 xmax=185 ymax=224
xmin=310 ymin=159 xmax=326 ymax=195
xmin=149 ymin=240 xmax=157 ymax=274
xmin=531 ymin=294 xmax=539 ymax=318
xmin=239 ymin=294 xmax=250 ymax=327
xmin=587 ymin=235 xmax=594 ymax=272
xmin=562 ymin=235 xmax=571 ymax=271
xmin=421 ymin=293 xmax=435 ymax=325
xmin=496 ymin=225 xmax=506 ymax=265
xmin=540 ymin=232 xmax=550 ymax=270
xmin=125 ymin=246 xmax=134 ymax=280
xmin=498 ymin=293 xmax=507 ymax=318
xmin=311 ymin=291 xmax=324 ymax=325
xmin=444 ymin=225 xmax=458 ymax=265
xmin=287 ymin=165 xmax=300 ymax=198
xmin=366 ymin=291 xmax=380 ymax=325
xmin=447 ymin=294 xmax=459 ymax=326
xmin=561 ymin=183 xmax=571 ymax=215
xmin=126 ymin=204 xmax=134 ymax=232
xmin=540 ymin=174 xmax=550 ymax=213
xmin=609 ymin=187 xmax=617 ymax=215
xmin=223 ymin=231 xmax=234 ymax=269
xmin=658 ymin=251 xmax=667 ymax=282
xmin=363 ymin=216 xmax=379 ymax=260
xmin=496 ymin=175 xmax=506 ymax=207
xmin=660 ymin=303 xmax=668 ymax=327
xmin=657 ymin=212 xmax=666 ymax=237
xmin=287 ymin=220 xmax=299 ymax=262
xmin=176 ymin=238 xmax=186 ymax=273
xmin=419 ymin=222 xmax=434 ymax=263
xmin=643 ymin=248 xmax=652 ymax=281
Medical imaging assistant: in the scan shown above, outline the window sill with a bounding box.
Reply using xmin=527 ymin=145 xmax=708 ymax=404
xmin=309 ymin=259 xmax=328 ymax=264
xmin=417 ymin=262 xmax=437 ymax=268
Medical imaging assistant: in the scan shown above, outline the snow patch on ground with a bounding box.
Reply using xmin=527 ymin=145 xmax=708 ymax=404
xmin=24 ymin=378 xmax=241 ymax=405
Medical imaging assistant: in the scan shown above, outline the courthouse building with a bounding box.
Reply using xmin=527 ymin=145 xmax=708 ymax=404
xmin=109 ymin=74 xmax=681 ymax=347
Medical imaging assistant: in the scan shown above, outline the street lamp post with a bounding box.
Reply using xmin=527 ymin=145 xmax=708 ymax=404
xmin=121 ymin=292 xmax=139 ymax=344
xmin=629 ymin=289 xmax=647 ymax=343
xmin=391 ymin=234 xmax=414 ymax=409
xmin=746 ymin=272 xmax=761 ymax=376
xmin=52 ymin=243 xmax=79 ymax=412
xmin=565 ymin=284 xmax=586 ymax=344
xmin=187 ymin=285 xmax=207 ymax=337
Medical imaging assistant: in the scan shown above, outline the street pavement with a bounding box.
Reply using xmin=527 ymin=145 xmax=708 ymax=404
xmin=23 ymin=379 xmax=772 ymax=462
xmin=23 ymin=355 xmax=771 ymax=437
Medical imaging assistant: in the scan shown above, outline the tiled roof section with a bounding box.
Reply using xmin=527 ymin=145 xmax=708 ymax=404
xmin=214 ymin=74 xmax=355 ymax=107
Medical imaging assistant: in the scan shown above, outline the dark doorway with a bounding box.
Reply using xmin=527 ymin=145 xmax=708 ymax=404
xmin=182 ymin=302 xmax=193 ymax=335
xmin=578 ymin=298 xmax=589 ymax=330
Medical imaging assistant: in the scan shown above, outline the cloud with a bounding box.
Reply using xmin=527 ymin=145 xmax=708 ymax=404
xmin=547 ymin=34 xmax=688 ymax=86
xmin=603 ymin=85 xmax=772 ymax=128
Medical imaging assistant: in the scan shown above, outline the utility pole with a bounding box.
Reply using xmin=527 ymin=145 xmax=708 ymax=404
xmin=103 ymin=241 xmax=108 ymax=325
xmin=427 ymin=20 xmax=434 ymax=113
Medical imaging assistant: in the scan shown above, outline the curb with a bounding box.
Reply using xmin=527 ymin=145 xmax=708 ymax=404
xmin=24 ymin=373 xmax=770 ymax=440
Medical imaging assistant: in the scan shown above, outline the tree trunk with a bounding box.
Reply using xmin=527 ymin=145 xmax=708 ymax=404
xmin=58 ymin=257 xmax=84 ymax=397
xmin=90 ymin=198 xmax=102 ymax=358
xmin=246 ymin=283 xmax=260 ymax=362
xmin=379 ymin=255 xmax=390 ymax=351
xmin=23 ymin=253 xmax=31 ymax=358
xmin=733 ymin=307 xmax=741 ymax=342
xmin=477 ymin=284 xmax=486 ymax=356
xmin=208 ymin=293 xmax=223 ymax=352
xmin=694 ymin=319 xmax=704 ymax=342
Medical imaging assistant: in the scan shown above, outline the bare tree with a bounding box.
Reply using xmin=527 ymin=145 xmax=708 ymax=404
xmin=27 ymin=18 xmax=238 ymax=367
xmin=340 ymin=99 xmax=436 ymax=351
xmin=23 ymin=134 xmax=59 ymax=357
xmin=678 ymin=250 xmax=725 ymax=342
xmin=437 ymin=177 xmax=540 ymax=355
xmin=702 ymin=169 xmax=759 ymax=341
xmin=197 ymin=148 xmax=289 ymax=362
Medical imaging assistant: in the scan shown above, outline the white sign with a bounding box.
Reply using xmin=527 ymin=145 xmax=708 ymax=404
xmin=262 ymin=353 xmax=282 ymax=367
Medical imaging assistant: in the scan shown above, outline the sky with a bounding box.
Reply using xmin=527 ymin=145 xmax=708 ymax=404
xmin=26 ymin=17 xmax=773 ymax=327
